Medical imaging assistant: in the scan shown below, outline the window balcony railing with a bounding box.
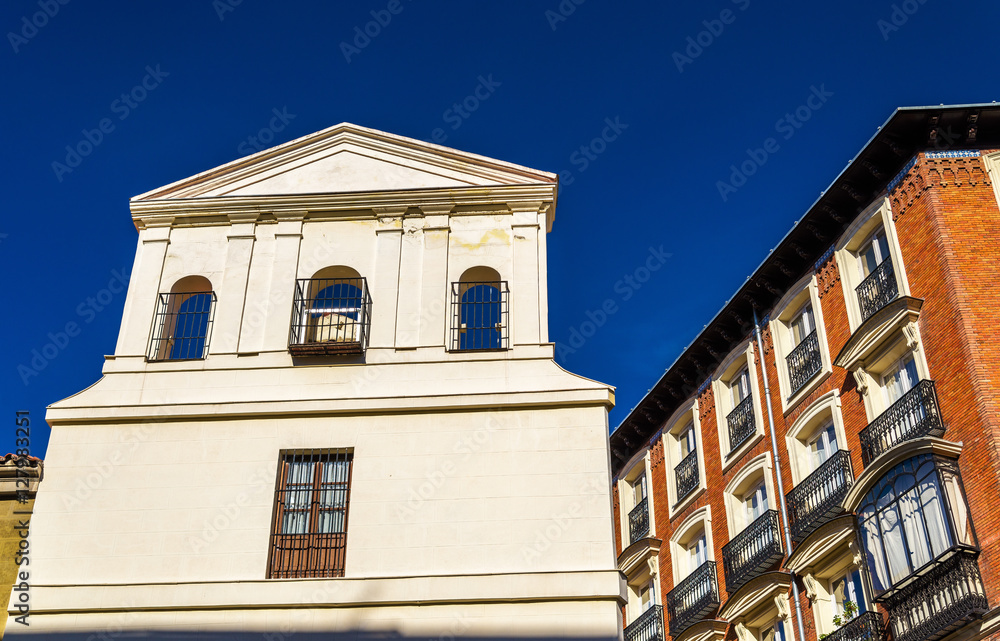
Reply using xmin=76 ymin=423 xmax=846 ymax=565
xmin=856 ymin=259 xmax=898 ymax=322
xmin=675 ymin=450 xmax=699 ymax=503
xmin=148 ymin=291 xmax=217 ymax=361
xmin=289 ymin=278 xmax=372 ymax=356
xmin=666 ymin=561 xmax=720 ymax=637
xmin=629 ymin=496 xmax=650 ymax=544
xmin=721 ymin=510 xmax=783 ymax=593
xmin=727 ymin=394 xmax=756 ymax=453
xmin=786 ymin=329 xmax=822 ymax=394
xmin=625 ymin=604 xmax=665 ymax=641
xmin=787 ymin=450 xmax=854 ymax=542
xmin=450 ymin=280 xmax=509 ymax=351
xmin=824 ymin=611 xmax=887 ymax=641
xmin=860 ymin=380 xmax=944 ymax=466
xmin=881 ymin=549 xmax=987 ymax=641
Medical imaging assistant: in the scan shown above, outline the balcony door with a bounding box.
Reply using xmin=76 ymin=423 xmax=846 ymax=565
xmin=744 ymin=481 xmax=769 ymax=525
xmin=680 ymin=425 xmax=696 ymax=459
xmin=731 ymin=367 xmax=751 ymax=406
xmin=684 ymin=534 xmax=707 ymax=577
xmin=808 ymin=423 xmax=839 ymax=472
xmin=881 ymin=354 xmax=919 ymax=405
xmin=859 ymin=228 xmax=890 ymax=278
xmin=790 ymin=304 xmax=815 ymax=346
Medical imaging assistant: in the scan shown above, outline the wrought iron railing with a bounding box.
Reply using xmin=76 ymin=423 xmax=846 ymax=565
xmin=882 ymin=549 xmax=987 ymax=641
xmin=727 ymin=394 xmax=756 ymax=453
xmin=721 ymin=510 xmax=783 ymax=593
xmin=860 ymin=380 xmax=943 ymax=466
xmin=675 ymin=450 xmax=699 ymax=502
xmin=824 ymin=611 xmax=887 ymax=641
xmin=450 ymin=280 xmax=509 ymax=351
xmin=666 ymin=561 xmax=720 ymax=637
xmin=625 ymin=604 xmax=665 ymax=641
xmin=786 ymin=329 xmax=822 ymax=394
xmin=856 ymin=258 xmax=898 ymax=321
xmin=629 ymin=496 xmax=650 ymax=544
xmin=787 ymin=450 xmax=854 ymax=542
xmin=289 ymin=277 xmax=372 ymax=356
xmin=147 ymin=291 xmax=217 ymax=361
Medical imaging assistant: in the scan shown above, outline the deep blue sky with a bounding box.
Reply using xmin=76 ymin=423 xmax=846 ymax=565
xmin=2 ymin=0 xmax=998 ymax=457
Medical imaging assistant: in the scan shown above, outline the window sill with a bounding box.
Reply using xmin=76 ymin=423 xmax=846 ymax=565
xmin=721 ymin=432 xmax=766 ymax=474
xmin=782 ymin=368 xmax=832 ymax=415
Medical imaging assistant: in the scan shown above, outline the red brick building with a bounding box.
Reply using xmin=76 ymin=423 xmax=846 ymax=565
xmin=610 ymin=104 xmax=1000 ymax=641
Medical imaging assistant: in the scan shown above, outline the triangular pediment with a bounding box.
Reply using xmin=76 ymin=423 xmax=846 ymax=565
xmin=132 ymin=123 xmax=556 ymax=202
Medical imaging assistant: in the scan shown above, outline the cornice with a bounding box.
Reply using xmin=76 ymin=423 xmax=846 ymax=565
xmin=130 ymin=184 xmax=557 ymax=231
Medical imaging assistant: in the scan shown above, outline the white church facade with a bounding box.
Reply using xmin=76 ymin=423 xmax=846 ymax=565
xmin=9 ymin=124 xmax=625 ymax=638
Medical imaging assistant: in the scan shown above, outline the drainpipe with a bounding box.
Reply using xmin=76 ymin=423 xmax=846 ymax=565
xmin=753 ymin=307 xmax=807 ymax=641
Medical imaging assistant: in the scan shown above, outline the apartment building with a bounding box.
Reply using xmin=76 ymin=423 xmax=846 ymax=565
xmin=610 ymin=104 xmax=1000 ymax=641
xmin=7 ymin=124 xmax=624 ymax=638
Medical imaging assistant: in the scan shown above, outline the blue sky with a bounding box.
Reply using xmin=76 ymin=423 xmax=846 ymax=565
xmin=2 ymin=0 xmax=998 ymax=457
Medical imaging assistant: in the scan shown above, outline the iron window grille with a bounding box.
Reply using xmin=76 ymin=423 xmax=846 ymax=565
xmin=727 ymin=394 xmax=756 ymax=453
xmin=859 ymin=380 xmax=943 ymax=466
xmin=856 ymin=258 xmax=899 ymax=321
xmin=675 ymin=450 xmax=700 ymax=503
xmin=823 ymin=611 xmax=888 ymax=641
xmin=720 ymin=509 xmax=783 ymax=593
xmin=786 ymin=449 xmax=854 ymax=542
xmin=629 ymin=496 xmax=650 ymax=544
xmin=267 ymin=449 xmax=353 ymax=579
xmin=450 ymin=281 xmax=509 ymax=351
xmin=624 ymin=604 xmax=665 ymax=641
xmin=289 ymin=278 xmax=372 ymax=356
xmin=666 ymin=561 xmax=720 ymax=637
xmin=786 ymin=329 xmax=822 ymax=394
xmin=147 ymin=291 xmax=217 ymax=361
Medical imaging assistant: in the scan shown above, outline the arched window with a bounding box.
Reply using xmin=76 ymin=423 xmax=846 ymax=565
xmin=857 ymin=454 xmax=975 ymax=595
xmin=290 ymin=266 xmax=371 ymax=356
xmin=451 ymin=266 xmax=508 ymax=351
xmin=148 ymin=275 xmax=216 ymax=361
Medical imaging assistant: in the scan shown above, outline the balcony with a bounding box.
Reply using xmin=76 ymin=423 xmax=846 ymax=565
xmin=625 ymin=604 xmax=665 ymax=641
xmin=675 ymin=450 xmax=699 ymax=503
xmin=857 ymin=259 xmax=898 ymax=321
xmin=787 ymin=450 xmax=854 ymax=542
xmin=629 ymin=496 xmax=650 ymax=544
xmin=289 ymin=277 xmax=372 ymax=356
xmin=721 ymin=510 xmax=783 ymax=593
xmin=727 ymin=395 xmax=756 ymax=453
xmin=881 ymin=549 xmax=987 ymax=641
xmin=860 ymin=380 xmax=944 ymax=466
xmin=666 ymin=561 xmax=720 ymax=637
xmin=825 ymin=611 xmax=887 ymax=641
xmin=786 ymin=330 xmax=822 ymax=394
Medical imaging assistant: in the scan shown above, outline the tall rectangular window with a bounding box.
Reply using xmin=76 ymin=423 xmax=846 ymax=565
xmin=268 ymin=449 xmax=353 ymax=579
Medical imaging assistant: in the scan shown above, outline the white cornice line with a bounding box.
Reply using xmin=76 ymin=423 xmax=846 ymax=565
xmin=129 ymin=184 xmax=557 ymax=227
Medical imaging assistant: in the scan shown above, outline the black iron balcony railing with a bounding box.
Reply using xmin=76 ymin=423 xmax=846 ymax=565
xmin=727 ymin=394 xmax=756 ymax=453
xmin=787 ymin=450 xmax=854 ymax=542
xmin=721 ymin=510 xmax=783 ymax=593
xmin=450 ymin=280 xmax=509 ymax=351
xmin=882 ymin=549 xmax=987 ymax=641
xmin=666 ymin=561 xmax=720 ymax=637
xmin=824 ymin=611 xmax=888 ymax=641
xmin=675 ymin=450 xmax=699 ymax=502
xmin=289 ymin=277 xmax=372 ymax=356
xmin=856 ymin=259 xmax=898 ymax=321
xmin=860 ymin=380 xmax=944 ymax=466
xmin=629 ymin=496 xmax=650 ymax=544
xmin=625 ymin=604 xmax=665 ymax=641
xmin=786 ymin=330 xmax=822 ymax=394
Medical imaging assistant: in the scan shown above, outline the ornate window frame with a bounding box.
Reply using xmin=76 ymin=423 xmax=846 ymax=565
xmin=712 ymin=341 xmax=766 ymax=471
xmin=664 ymin=399 xmax=708 ymax=518
xmin=770 ymin=274 xmax=833 ymax=412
